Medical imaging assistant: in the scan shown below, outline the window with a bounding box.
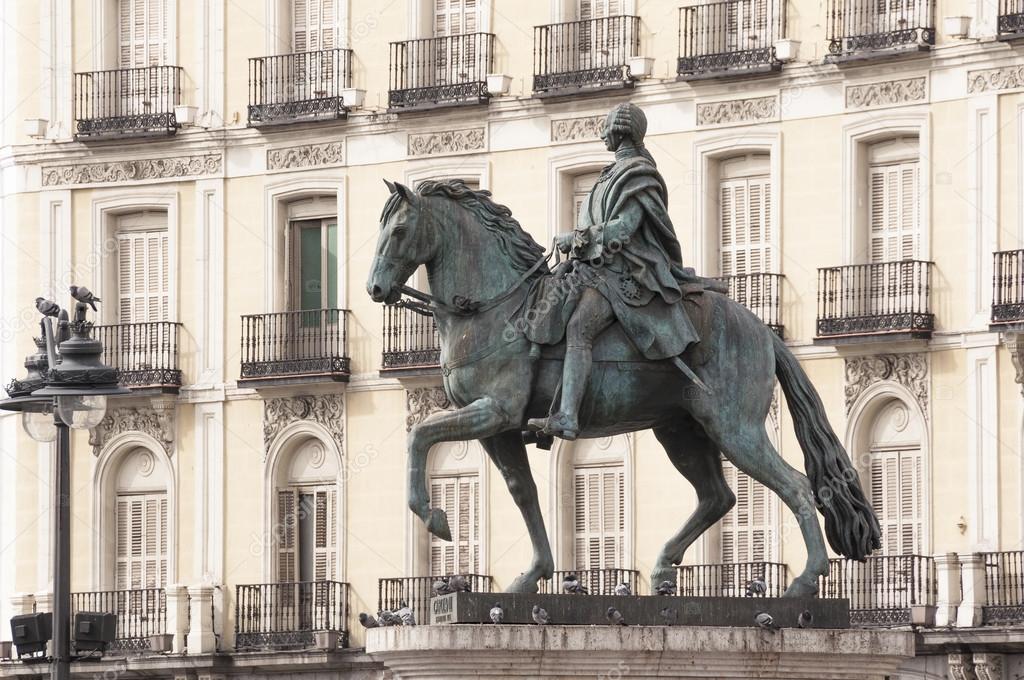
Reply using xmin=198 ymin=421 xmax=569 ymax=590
xmin=572 ymin=464 xmax=625 ymax=570
xmin=286 ymin=197 xmax=338 ymax=311
xmin=276 ymin=487 xmax=338 ymax=582
xmin=867 ymin=138 xmax=920 ymax=263
xmin=115 ymin=492 xmax=168 ymax=590
xmin=429 ymin=474 xmax=480 ymax=575
xmin=116 ymin=212 xmax=169 ymax=324
xmin=118 ymin=0 xmax=167 ymax=67
xmin=719 ymin=154 xmax=772 ymax=277
xmin=292 ymin=0 xmax=337 ymax=52
xmin=434 ymin=0 xmax=478 ymax=36
xmin=719 ymin=462 xmax=775 ymax=563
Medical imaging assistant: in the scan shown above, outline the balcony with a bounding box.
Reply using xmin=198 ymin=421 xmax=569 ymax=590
xmin=677 ymin=561 xmax=789 ymax=597
xmin=815 ymin=260 xmax=934 ymax=343
xmin=388 ymin=33 xmax=494 ymax=110
xmin=539 ymin=568 xmax=642 ymax=596
xmin=825 ymin=0 xmax=935 ymax=61
xmin=982 ymin=551 xmax=1024 ymax=625
xmin=239 ymin=309 xmax=350 ymax=386
xmin=819 ymin=555 xmax=935 ymax=626
xmin=235 ymin=581 xmax=350 ymax=650
xmin=677 ymin=0 xmax=786 ymax=80
xmin=713 ymin=273 xmax=784 ymax=338
xmin=74 ymin=65 xmax=183 ymax=139
xmin=1000 ymin=0 xmax=1024 ymax=38
xmin=533 ymin=15 xmax=640 ymax=95
xmin=91 ymin=321 xmax=182 ymax=394
xmin=248 ymin=48 xmax=353 ymax=126
xmin=381 ymin=303 xmax=440 ymax=376
xmin=991 ymin=250 xmax=1024 ymax=330
xmin=378 ymin=574 xmax=492 ymax=625
xmin=71 ymin=588 xmax=168 ymax=653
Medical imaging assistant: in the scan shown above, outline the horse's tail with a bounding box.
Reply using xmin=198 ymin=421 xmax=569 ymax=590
xmin=772 ymin=332 xmax=881 ymax=561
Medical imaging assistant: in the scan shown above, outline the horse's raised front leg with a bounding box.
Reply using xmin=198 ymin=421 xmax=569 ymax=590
xmin=408 ymin=396 xmax=512 ymax=541
xmin=480 ymin=431 xmax=554 ymax=594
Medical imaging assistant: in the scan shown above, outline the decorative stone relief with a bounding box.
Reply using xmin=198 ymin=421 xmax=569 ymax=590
xmin=406 ymin=386 xmax=451 ymax=432
xmin=844 ymin=353 xmax=928 ymax=418
xmin=1002 ymin=333 xmax=1024 ymax=398
xmin=696 ymin=96 xmax=777 ymax=126
xmin=948 ymin=653 xmax=976 ymax=680
xmin=267 ymin=141 xmax=344 ymax=170
xmin=845 ymin=77 xmax=926 ymax=109
xmin=968 ymin=64 xmax=1024 ymax=93
xmin=550 ymin=115 xmax=605 ymax=142
xmin=407 ymin=128 xmax=485 ymax=157
xmin=973 ymin=654 xmax=1004 ymax=680
xmin=263 ymin=394 xmax=344 ymax=455
xmin=42 ymin=154 xmax=222 ymax=186
xmin=89 ymin=405 xmax=175 ymax=457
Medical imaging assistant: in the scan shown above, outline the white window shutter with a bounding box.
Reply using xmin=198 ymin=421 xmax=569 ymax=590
xmin=868 ymin=161 xmax=920 ymax=264
xmin=293 ymin=0 xmax=336 ymax=53
xmin=434 ymin=0 xmax=478 ymax=36
xmin=429 ymin=474 xmax=479 ymax=576
xmin=115 ymin=492 xmax=168 ymax=590
xmin=719 ymin=462 xmax=774 ymax=563
xmin=118 ymin=0 xmax=166 ymax=68
xmin=277 ymin=489 xmax=298 ymax=582
xmin=312 ymin=488 xmax=337 ymax=581
xmin=117 ymin=228 xmax=169 ymax=324
xmin=720 ymin=175 xmax=772 ymax=277
xmin=869 ymin=448 xmax=922 ymax=555
xmin=572 ymin=465 xmax=624 ymax=570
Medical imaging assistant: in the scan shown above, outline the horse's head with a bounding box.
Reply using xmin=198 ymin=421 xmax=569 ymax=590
xmin=367 ymin=180 xmax=432 ymax=304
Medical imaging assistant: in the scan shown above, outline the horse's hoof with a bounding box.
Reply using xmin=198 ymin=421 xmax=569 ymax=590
xmin=783 ymin=576 xmax=819 ymax=598
xmin=651 ymin=566 xmax=677 ymax=587
xmin=426 ymin=508 xmax=452 ymax=542
xmin=507 ymin=572 xmax=541 ymax=594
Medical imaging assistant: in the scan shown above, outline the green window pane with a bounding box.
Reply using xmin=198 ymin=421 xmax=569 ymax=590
xmin=326 ymin=222 xmax=338 ymax=309
xmin=300 ymin=225 xmax=322 ymax=313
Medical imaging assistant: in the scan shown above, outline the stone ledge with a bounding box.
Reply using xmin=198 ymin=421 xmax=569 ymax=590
xmin=366 ymin=625 xmax=915 ymax=679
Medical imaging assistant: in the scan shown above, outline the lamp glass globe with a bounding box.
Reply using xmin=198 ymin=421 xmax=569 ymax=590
xmin=56 ymin=395 xmax=108 ymax=430
xmin=22 ymin=409 xmax=58 ymax=443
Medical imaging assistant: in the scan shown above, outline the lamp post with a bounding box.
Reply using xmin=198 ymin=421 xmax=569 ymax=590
xmin=0 ymin=291 xmax=128 ymax=680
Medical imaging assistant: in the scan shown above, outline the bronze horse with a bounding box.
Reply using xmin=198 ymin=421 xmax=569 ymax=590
xmin=367 ymin=179 xmax=880 ymax=596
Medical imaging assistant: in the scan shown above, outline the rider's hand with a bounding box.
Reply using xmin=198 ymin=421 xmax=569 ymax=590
xmin=555 ymin=232 xmax=574 ymax=254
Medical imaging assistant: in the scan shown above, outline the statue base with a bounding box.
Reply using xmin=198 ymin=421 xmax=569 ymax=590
xmin=365 ymin=625 xmax=915 ymax=679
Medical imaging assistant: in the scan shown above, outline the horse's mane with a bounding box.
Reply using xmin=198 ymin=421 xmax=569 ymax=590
xmin=382 ymin=179 xmax=549 ymax=278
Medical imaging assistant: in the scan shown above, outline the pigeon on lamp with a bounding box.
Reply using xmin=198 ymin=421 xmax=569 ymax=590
xmin=655 ymin=580 xmax=677 ymax=596
xmin=614 ymin=581 xmax=632 ymax=597
xmin=605 ymin=607 xmax=626 ymax=626
xmin=448 ymin=574 xmax=472 ymax=593
xmin=358 ymin=612 xmax=379 ymax=629
xmin=797 ymin=610 xmax=813 ymax=629
xmin=532 ymin=605 xmax=551 ymax=625
xmin=745 ymin=575 xmax=768 ymax=597
xmin=395 ymin=600 xmax=416 ymax=626
xmin=754 ymin=612 xmax=777 ymax=631
xmin=35 ymin=297 xmax=60 ymax=317
xmin=658 ymin=607 xmax=678 ymax=625
xmin=489 ymin=603 xmax=504 ymax=624
xmin=69 ymin=285 xmax=100 ymax=311
xmin=433 ymin=577 xmax=453 ymax=596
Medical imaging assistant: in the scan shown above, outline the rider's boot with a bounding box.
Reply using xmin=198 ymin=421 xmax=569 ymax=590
xmin=527 ymin=343 xmax=590 ymax=440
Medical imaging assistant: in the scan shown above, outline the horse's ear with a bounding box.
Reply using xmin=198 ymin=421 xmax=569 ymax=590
xmin=383 ymin=179 xmax=397 ymax=193
xmin=394 ymin=182 xmax=415 ymax=202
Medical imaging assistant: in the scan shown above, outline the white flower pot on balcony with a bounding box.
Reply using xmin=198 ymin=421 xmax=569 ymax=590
xmin=0 ymin=641 xmax=12 ymax=659
xmin=148 ymin=633 xmax=173 ymax=653
xmin=314 ymin=630 xmax=339 ymax=651
xmin=943 ymin=15 xmax=972 ymax=38
xmin=23 ymin=118 xmax=48 ymax=138
xmin=628 ymin=56 xmax=655 ymax=79
xmin=174 ymin=105 xmax=198 ymax=127
xmin=910 ymin=604 xmax=936 ymax=627
xmin=486 ymin=73 xmax=512 ymax=96
xmin=773 ymin=39 xmax=801 ymax=62
xmin=341 ymin=88 xmax=366 ymax=109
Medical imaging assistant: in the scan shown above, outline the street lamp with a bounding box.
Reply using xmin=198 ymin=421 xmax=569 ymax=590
xmin=0 ymin=290 xmax=129 ymax=680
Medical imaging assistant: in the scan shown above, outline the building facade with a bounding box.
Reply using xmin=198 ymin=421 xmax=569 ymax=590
xmin=0 ymin=0 xmax=1023 ymax=676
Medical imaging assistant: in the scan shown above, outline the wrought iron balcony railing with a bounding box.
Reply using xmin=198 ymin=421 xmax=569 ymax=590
xmin=816 ymin=260 xmax=934 ymax=341
xmin=239 ymin=308 xmax=350 ymax=384
xmin=74 ymin=65 xmax=183 ymax=139
xmin=236 ymin=581 xmax=350 ymax=650
xmin=378 ymin=574 xmax=492 ymax=625
xmin=389 ymin=33 xmax=494 ymax=110
xmin=382 ymin=303 xmax=440 ymax=373
xmin=533 ymin=15 xmax=640 ymax=94
xmin=713 ymin=273 xmax=784 ymax=338
xmin=982 ymin=550 xmax=1024 ymax=625
xmin=819 ymin=554 xmax=935 ymax=626
xmin=678 ymin=561 xmax=789 ymax=598
xmin=91 ymin=321 xmax=182 ymax=392
xmin=826 ymin=0 xmax=935 ymax=59
xmin=539 ymin=568 xmax=642 ymax=596
xmin=248 ymin=48 xmax=353 ymax=126
xmin=999 ymin=0 xmax=1024 ymax=37
xmin=677 ymin=0 xmax=786 ymax=79
xmin=70 ymin=588 xmax=168 ymax=653
xmin=992 ymin=250 xmax=1024 ymax=327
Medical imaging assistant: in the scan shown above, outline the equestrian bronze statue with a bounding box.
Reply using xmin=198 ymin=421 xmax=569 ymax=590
xmin=367 ymin=103 xmax=880 ymax=597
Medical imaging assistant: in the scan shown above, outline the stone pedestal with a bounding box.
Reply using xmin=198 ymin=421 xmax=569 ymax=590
xmin=186 ymin=585 xmax=217 ymax=653
xmin=958 ymin=553 xmax=988 ymax=627
xmin=366 ymin=625 xmax=915 ymax=679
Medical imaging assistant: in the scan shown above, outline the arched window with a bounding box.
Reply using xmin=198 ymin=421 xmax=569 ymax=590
xmin=113 ymin=448 xmax=169 ymax=590
xmin=866 ymin=137 xmax=920 ymax=264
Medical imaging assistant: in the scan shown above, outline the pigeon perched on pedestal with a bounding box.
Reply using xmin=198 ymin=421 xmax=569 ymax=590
xmin=754 ymin=612 xmax=777 ymax=631
xmin=395 ymin=600 xmax=416 ymax=626
xmin=378 ymin=610 xmax=402 ymax=627
xmin=489 ymin=603 xmax=504 ymax=624
xmin=358 ymin=612 xmax=378 ymax=629
xmin=448 ymin=574 xmax=471 ymax=593
xmin=433 ymin=577 xmax=454 ymax=596
xmin=69 ymin=285 xmax=100 ymax=311
xmin=605 ymin=607 xmax=626 ymax=626
xmin=35 ymin=298 xmax=60 ymax=317
xmin=745 ymin=575 xmax=767 ymax=597
xmin=614 ymin=581 xmax=632 ymax=597
xmin=532 ymin=605 xmax=550 ymax=625
xmin=797 ymin=610 xmax=813 ymax=628
xmin=562 ymin=574 xmax=588 ymax=594
xmin=655 ymin=580 xmax=677 ymax=596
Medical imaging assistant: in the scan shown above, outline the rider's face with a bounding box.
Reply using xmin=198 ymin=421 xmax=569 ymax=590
xmin=602 ymin=127 xmax=620 ymax=152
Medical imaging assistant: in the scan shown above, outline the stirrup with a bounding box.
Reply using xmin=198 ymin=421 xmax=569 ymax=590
xmin=527 ymin=414 xmax=579 ymax=441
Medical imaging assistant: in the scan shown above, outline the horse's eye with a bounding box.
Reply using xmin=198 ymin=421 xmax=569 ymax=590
xmin=391 ymin=225 xmax=406 ymax=238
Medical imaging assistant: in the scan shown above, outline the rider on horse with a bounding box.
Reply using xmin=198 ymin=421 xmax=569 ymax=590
xmin=527 ymin=102 xmax=711 ymax=441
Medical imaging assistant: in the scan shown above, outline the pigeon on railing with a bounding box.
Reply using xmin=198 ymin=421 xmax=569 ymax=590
xmin=745 ymin=575 xmax=767 ymax=597
xmin=432 ymin=577 xmax=454 ymax=596
xmin=754 ymin=612 xmax=777 ymax=631
xmin=605 ymin=607 xmax=626 ymax=626
xmin=614 ymin=581 xmax=632 ymax=597
xmin=655 ymin=580 xmax=677 ymax=596
xmin=797 ymin=610 xmax=813 ymax=628
xmin=358 ymin=612 xmax=378 ymax=629
xmin=532 ymin=605 xmax=551 ymax=625
xmin=562 ymin=574 xmax=588 ymax=594
xmin=395 ymin=600 xmax=416 ymax=626
xmin=377 ymin=609 xmax=403 ymax=626
xmin=489 ymin=603 xmax=504 ymax=624
xmin=448 ymin=574 xmax=472 ymax=593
